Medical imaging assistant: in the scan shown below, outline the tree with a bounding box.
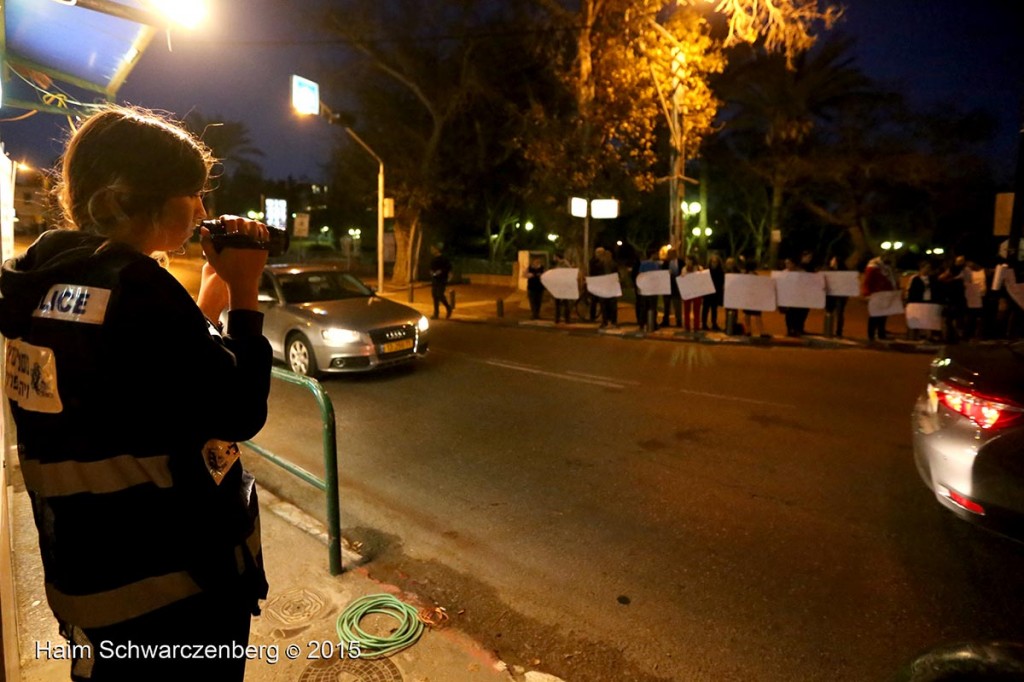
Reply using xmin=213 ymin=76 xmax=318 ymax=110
xmin=183 ymin=112 xmax=264 ymax=216
xmin=525 ymin=0 xmax=837 ymax=251
xmin=711 ymin=35 xmax=873 ymax=264
xmin=320 ymin=0 xmax=507 ymax=284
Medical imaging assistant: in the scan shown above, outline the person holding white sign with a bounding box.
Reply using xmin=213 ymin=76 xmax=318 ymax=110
xmin=862 ymin=255 xmax=898 ymax=341
xmin=550 ymin=252 xmax=576 ymax=324
xmin=596 ymin=249 xmax=621 ymax=328
xmin=823 ymin=256 xmax=849 ymax=338
xmin=660 ymin=248 xmax=684 ymax=327
xmin=961 ymin=258 xmax=987 ymax=340
xmin=741 ymin=258 xmax=768 ymax=338
xmin=701 ymin=253 xmax=725 ymax=331
xmin=630 ymin=250 xmax=657 ymax=331
xmin=906 ymin=260 xmax=939 ymax=341
xmin=681 ymin=255 xmax=704 ymax=331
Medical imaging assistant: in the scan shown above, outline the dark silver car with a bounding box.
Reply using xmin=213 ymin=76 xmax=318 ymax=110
xmin=912 ymin=342 xmax=1024 ymax=540
xmin=257 ymin=264 xmax=430 ymax=376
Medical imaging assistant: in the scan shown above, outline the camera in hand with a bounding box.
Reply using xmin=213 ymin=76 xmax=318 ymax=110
xmin=200 ymin=219 xmax=289 ymax=257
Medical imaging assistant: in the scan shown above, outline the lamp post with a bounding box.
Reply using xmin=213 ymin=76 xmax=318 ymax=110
xmin=682 ymin=200 xmax=701 ymax=255
xmin=290 ymin=75 xmax=386 ymax=294
xmin=343 ymin=128 xmax=385 ymax=294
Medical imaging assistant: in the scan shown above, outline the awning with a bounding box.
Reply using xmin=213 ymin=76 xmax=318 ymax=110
xmin=1 ymin=0 xmax=167 ymax=116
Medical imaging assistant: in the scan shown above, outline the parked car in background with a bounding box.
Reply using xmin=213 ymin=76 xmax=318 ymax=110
xmin=912 ymin=342 xmax=1024 ymax=541
xmin=257 ymin=264 xmax=429 ymax=377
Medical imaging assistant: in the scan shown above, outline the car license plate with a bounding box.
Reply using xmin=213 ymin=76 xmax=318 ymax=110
xmin=381 ymin=338 xmax=414 ymax=354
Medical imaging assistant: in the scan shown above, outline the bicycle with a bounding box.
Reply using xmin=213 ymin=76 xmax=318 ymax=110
xmin=574 ymin=290 xmax=603 ymax=324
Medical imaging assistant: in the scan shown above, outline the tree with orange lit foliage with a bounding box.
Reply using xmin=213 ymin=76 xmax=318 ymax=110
xmin=525 ymin=0 xmax=839 ymax=255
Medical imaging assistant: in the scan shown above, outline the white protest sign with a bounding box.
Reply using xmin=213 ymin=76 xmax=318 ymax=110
xmin=823 ymin=271 xmax=860 ymax=297
xmin=723 ymin=273 xmax=776 ymax=312
xmin=993 ymin=264 xmax=1008 ymax=291
xmin=541 ymin=268 xmax=580 ymax=300
xmin=585 ymin=273 xmax=622 ymax=299
xmin=906 ymin=303 xmax=943 ymax=331
xmin=676 ymin=269 xmax=716 ymax=300
xmin=1002 ymin=268 xmax=1024 ymax=310
xmin=868 ymin=290 xmax=904 ymax=317
xmin=772 ymin=271 xmax=826 ymax=309
xmin=637 ymin=269 xmax=671 ymax=296
xmin=965 ymin=269 xmax=986 ymax=309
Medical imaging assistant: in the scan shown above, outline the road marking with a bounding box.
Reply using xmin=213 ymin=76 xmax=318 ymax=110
xmin=565 ymin=370 xmax=641 ymax=385
xmin=676 ymin=387 xmax=796 ymax=408
xmin=484 ymin=360 xmax=626 ymax=389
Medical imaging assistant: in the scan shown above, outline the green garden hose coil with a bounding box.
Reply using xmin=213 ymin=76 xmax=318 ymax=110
xmin=336 ymin=593 xmax=425 ymax=659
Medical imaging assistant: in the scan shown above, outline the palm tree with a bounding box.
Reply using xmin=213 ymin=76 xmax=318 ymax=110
xmin=184 ymin=112 xmax=264 ymax=216
xmin=713 ymin=36 xmax=874 ymax=264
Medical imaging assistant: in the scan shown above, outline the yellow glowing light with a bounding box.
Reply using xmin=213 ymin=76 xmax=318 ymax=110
xmin=148 ymin=0 xmax=207 ymax=28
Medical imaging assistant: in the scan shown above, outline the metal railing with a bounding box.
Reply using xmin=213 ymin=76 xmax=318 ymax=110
xmin=243 ymin=367 xmax=343 ymax=575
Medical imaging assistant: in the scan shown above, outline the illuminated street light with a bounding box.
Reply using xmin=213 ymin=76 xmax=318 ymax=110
xmin=147 ymin=0 xmax=208 ymax=28
xmin=681 ymin=201 xmax=702 ymax=217
xmin=547 ymin=233 xmax=560 ymax=242
xmin=881 ymin=241 xmax=893 ymax=250
xmin=692 ymin=227 xmax=701 ymax=237
xmin=569 ymin=197 xmax=618 ymax=260
xmin=893 ymin=241 xmax=904 ymax=250
xmin=933 ymin=247 xmax=945 ymax=255
xmin=704 ymin=228 xmax=712 ymax=237
xmin=524 ymin=221 xmax=534 ymax=232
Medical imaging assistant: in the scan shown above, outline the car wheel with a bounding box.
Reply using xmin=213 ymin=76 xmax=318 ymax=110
xmin=286 ymin=333 xmax=320 ymax=377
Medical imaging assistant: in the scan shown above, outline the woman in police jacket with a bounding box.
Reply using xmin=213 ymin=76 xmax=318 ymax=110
xmin=0 ymin=105 xmax=271 ymax=681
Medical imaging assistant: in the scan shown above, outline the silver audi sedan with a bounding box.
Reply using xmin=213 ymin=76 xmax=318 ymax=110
xmin=257 ymin=264 xmax=430 ymax=376
xmin=912 ymin=342 xmax=1024 ymax=540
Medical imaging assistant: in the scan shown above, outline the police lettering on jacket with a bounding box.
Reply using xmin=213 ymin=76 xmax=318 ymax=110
xmin=33 ymin=284 xmax=110 ymax=325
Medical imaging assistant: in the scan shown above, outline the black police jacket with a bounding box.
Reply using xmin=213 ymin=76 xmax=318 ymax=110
xmin=0 ymin=229 xmax=272 ymax=629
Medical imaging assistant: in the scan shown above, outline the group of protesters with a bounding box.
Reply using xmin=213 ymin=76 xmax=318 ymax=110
xmin=523 ymin=244 xmax=1024 ymax=344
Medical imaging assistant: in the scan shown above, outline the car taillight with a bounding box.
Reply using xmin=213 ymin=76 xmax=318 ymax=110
xmin=929 ymin=382 xmax=1023 ymax=430
xmin=944 ymin=488 xmax=986 ymax=515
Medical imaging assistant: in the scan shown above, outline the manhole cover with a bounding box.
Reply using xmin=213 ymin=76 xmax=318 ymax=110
xmin=265 ymin=587 xmax=326 ymax=626
xmin=298 ymin=656 xmax=404 ymax=682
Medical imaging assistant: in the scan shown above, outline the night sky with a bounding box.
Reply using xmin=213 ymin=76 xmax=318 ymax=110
xmin=1 ymin=0 xmax=1021 ymax=182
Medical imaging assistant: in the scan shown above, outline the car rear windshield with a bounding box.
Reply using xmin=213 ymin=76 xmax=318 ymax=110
xmin=276 ymin=272 xmax=373 ymax=303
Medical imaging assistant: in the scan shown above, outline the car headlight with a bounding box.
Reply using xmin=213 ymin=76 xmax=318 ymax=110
xmin=321 ymin=327 xmax=362 ymax=346
xmin=417 ymin=315 xmax=430 ymax=333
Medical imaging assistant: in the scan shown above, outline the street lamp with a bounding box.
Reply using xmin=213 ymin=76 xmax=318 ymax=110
xmin=343 ymin=128 xmax=386 ymax=294
xmin=291 ymin=75 xmax=386 ymax=293
xmin=147 ymin=0 xmax=208 ymax=28
xmin=570 ymin=197 xmax=619 ymax=262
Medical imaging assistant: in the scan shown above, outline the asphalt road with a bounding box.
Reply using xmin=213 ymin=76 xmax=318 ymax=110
xmin=244 ymin=322 xmax=1024 ymax=681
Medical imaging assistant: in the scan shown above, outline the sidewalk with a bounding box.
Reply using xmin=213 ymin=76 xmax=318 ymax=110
xmin=6 ymin=457 xmax=552 ymax=682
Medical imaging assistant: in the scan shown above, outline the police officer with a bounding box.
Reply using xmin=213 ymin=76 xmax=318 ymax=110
xmin=0 ymin=105 xmax=271 ymax=681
